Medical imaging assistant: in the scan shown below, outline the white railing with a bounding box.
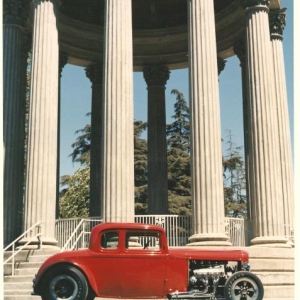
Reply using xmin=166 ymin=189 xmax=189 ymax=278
xmin=135 ymin=215 xmax=192 ymax=246
xmin=224 ymin=217 xmax=245 ymax=247
xmin=55 ymin=215 xmax=245 ymax=250
xmin=55 ymin=217 xmax=102 ymax=249
xmin=3 ymin=221 xmax=42 ymax=276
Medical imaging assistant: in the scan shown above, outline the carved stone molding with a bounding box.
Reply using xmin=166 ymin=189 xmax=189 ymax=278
xmin=242 ymin=0 xmax=270 ymax=9
xmin=22 ymin=33 xmax=32 ymax=55
xmin=143 ymin=65 xmax=170 ymax=86
xmin=217 ymin=57 xmax=226 ymax=75
xmin=85 ymin=62 xmax=103 ymax=84
xmin=269 ymin=8 xmax=286 ymax=36
xmin=59 ymin=52 xmax=68 ymax=76
xmin=3 ymin=0 xmax=31 ymax=26
xmin=234 ymin=39 xmax=246 ymax=65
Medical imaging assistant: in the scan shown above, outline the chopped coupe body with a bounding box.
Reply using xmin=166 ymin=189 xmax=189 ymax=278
xmin=33 ymin=223 xmax=264 ymax=300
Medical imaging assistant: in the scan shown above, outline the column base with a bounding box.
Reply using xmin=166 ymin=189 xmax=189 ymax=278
xmin=187 ymin=233 xmax=232 ymax=247
xmin=250 ymin=236 xmax=291 ymax=248
xmin=18 ymin=237 xmax=59 ymax=250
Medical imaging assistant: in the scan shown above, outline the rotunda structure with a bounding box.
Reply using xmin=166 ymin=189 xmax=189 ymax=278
xmin=3 ymin=0 xmax=294 ymax=252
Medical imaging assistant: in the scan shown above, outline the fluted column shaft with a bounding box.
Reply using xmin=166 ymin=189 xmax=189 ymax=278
xmin=187 ymin=0 xmax=230 ymax=246
xmin=143 ymin=65 xmax=170 ymax=214
xmin=3 ymin=0 xmax=30 ymax=246
xmin=24 ymin=0 xmax=59 ymax=245
xmin=56 ymin=52 xmax=68 ymax=218
xmin=269 ymin=10 xmax=294 ymax=239
xmin=234 ymin=40 xmax=253 ymax=233
xmin=86 ymin=62 xmax=103 ymax=217
xmin=102 ymin=0 xmax=134 ymax=222
xmin=243 ymin=1 xmax=288 ymax=246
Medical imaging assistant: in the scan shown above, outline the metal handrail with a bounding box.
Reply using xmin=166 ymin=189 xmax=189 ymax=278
xmin=3 ymin=221 xmax=42 ymax=276
xmin=61 ymin=218 xmax=86 ymax=251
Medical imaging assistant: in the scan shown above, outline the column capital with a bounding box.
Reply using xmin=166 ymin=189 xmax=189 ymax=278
xmin=217 ymin=57 xmax=227 ymax=75
xmin=242 ymin=0 xmax=270 ymax=10
xmin=269 ymin=8 xmax=286 ymax=37
xmin=3 ymin=0 xmax=31 ymax=26
xmin=234 ymin=39 xmax=246 ymax=66
xmin=143 ymin=65 xmax=170 ymax=86
xmin=85 ymin=62 xmax=103 ymax=84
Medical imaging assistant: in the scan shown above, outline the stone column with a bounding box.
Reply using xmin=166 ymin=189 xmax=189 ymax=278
xmin=187 ymin=0 xmax=230 ymax=246
xmin=269 ymin=9 xmax=294 ymax=239
xmin=3 ymin=0 xmax=31 ymax=246
xmin=23 ymin=0 xmax=60 ymax=246
xmin=56 ymin=52 xmax=68 ymax=218
xmin=101 ymin=0 xmax=134 ymax=222
xmin=234 ymin=39 xmax=254 ymax=243
xmin=243 ymin=0 xmax=288 ymax=247
xmin=86 ymin=62 xmax=103 ymax=217
xmin=143 ymin=65 xmax=170 ymax=214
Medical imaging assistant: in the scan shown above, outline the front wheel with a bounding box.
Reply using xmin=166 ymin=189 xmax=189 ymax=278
xmin=224 ymin=271 xmax=264 ymax=300
xmin=41 ymin=265 xmax=89 ymax=300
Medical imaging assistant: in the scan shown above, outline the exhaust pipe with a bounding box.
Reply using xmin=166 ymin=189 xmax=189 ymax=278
xmin=167 ymin=290 xmax=216 ymax=299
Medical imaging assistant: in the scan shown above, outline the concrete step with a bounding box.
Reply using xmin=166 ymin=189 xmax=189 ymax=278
xmin=4 ymin=296 xmax=41 ymax=300
xmin=255 ymin=271 xmax=294 ymax=285
xmin=250 ymin=258 xmax=294 ymax=271
xmin=14 ymin=267 xmax=38 ymax=276
xmin=27 ymin=254 xmax=54 ymax=263
xmin=4 ymin=289 xmax=33 ymax=296
xmin=263 ymin=285 xmax=295 ymax=299
xmin=4 ymin=275 xmax=34 ymax=283
xmin=17 ymin=262 xmax=43 ymax=269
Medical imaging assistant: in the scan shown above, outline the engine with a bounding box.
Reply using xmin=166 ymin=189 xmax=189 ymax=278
xmin=188 ymin=260 xmax=235 ymax=295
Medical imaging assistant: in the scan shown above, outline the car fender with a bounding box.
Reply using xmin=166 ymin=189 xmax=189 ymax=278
xmin=35 ymin=260 xmax=99 ymax=296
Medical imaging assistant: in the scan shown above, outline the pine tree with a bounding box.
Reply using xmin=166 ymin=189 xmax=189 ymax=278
xmin=222 ymin=130 xmax=247 ymax=218
xmin=166 ymin=89 xmax=191 ymax=215
xmin=134 ymin=120 xmax=148 ymax=214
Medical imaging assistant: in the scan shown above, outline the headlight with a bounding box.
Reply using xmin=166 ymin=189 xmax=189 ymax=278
xmin=243 ymin=262 xmax=250 ymax=271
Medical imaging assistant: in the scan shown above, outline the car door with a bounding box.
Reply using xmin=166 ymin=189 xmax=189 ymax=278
xmin=117 ymin=230 xmax=168 ymax=298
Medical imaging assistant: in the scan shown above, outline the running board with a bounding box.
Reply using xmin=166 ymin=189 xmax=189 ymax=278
xmin=167 ymin=290 xmax=216 ymax=299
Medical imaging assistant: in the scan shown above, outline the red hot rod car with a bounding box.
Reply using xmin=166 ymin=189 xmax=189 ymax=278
xmin=33 ymin=223 xmax=264 ymax=300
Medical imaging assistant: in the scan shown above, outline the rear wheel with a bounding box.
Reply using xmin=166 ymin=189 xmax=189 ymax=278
xmin=41 ymin=265 xmax=89 ymax=300
xmin=224 ymin=271 xmax=264 ymax=300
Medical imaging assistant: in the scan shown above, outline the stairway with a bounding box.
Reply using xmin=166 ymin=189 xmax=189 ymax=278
xmin=4 ymin=249 xmax=60 ymax=300
xmin=247 ymin=247 xmax=295 ymax=300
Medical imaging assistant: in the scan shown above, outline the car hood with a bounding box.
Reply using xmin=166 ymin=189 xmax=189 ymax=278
xmin=168 ymin=247 xmax=249 ymax=262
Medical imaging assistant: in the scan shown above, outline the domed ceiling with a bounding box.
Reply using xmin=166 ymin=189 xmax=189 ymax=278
xmin=57 ymin=0 xmax=281 ymax=69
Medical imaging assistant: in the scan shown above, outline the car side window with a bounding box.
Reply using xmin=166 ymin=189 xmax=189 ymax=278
xmin=101 ymin=231 xmax=119 ymax=249
xmin=126 ymin=231 xmax=161 ymax=250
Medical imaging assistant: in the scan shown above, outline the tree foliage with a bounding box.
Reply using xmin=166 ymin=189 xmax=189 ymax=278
xmin=59 ymin=165 xmax=90 ymax=218
xmin=222 ymin=130 xmax=247 ymax=218
xmin=134 ymin=120 xmax=148 ymax=214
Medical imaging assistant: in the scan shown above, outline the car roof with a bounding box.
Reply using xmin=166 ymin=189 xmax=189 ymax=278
xmin=91 ymin=222 xmax=166 ymax=233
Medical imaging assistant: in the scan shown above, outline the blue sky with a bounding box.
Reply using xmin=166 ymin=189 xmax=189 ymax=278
xmin=60 ymin=0 xmax=294 ymax=177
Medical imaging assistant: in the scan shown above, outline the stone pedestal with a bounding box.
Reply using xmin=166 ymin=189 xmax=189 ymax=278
xmin=101 ymin=0 xmax=134 ymax=222
xmin=23 ymin=0 xmax=59 ymax=246
xmin=187 ymin=0 xmax=230 ymax=246
xmin=143 ymin=65 xmax=170 ymax=214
